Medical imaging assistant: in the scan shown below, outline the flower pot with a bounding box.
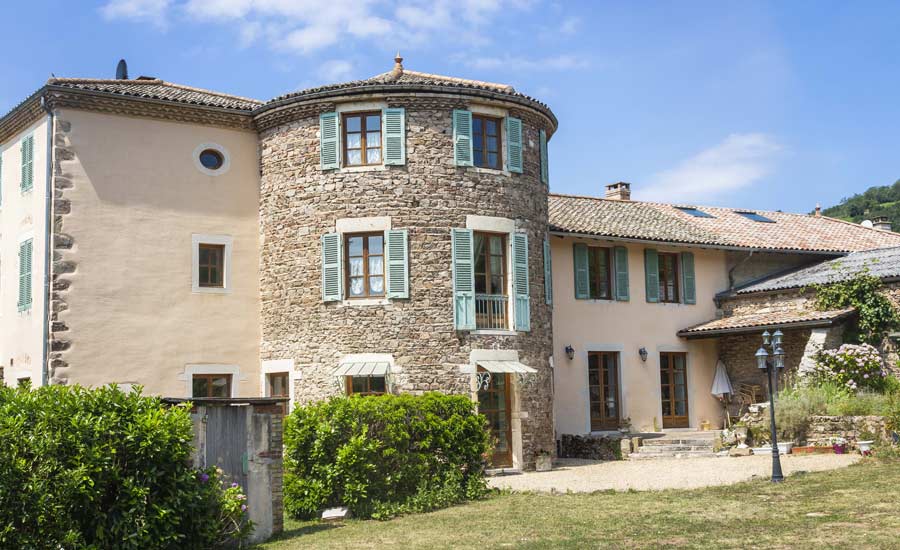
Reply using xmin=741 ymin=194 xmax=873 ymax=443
xmin=792 ymin=446 xmax=834 ymax=455
xmin=535 ymin=454 xmax=552 ymax=472
xmin=857 ymin=440 xmax=874 ymax=456
xmin=833 ymin=444 xmax=846 ymax=454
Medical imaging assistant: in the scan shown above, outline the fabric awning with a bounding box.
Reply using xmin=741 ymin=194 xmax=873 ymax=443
xmin=475 ymin=360 xmax=537 ymax=374
xmin=711 ymin=360 xmax=734 ymax=397
xmin=332 ymin=361 xmax=390 ymax=377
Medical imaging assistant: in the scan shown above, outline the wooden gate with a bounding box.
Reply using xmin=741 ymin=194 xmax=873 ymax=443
xmin=204 ymin=404 xmax=249 ymax=490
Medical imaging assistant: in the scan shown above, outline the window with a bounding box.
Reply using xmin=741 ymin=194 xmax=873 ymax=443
xmin=267 ymin=372 xmax=290 ymax=415
xmin=198 ymin=244 xmax=225 ymax=288
xmin=192 ymin=374 xmax=232 ymax=398
xmin=736 ymin=211 xmax=775 ymax=223
xmin=193 ymin=143 xmax=230 ymax=176
xmin=472 ymin=114 xmax=502 ymax=170
xmin=198 ymin=149 xmax=224 ymax=170
xmin=345 ymin=233 xmax=385 ymax=298
xmin=346 ymin=376 xmax=386 ymax=396
xmin=474 ymin=231 xmax=508 ymax=329
xmin=676 ymin=206 xmax=715 ymax=218
xmin=192 ymin=234 xmax=232 ymax=294
xmin=658 ymin=252 xmax=680 ymax=303
xmin=343 ymin=112 xmax=382 ymax=166
xmin=588 ymin=247 xmax=612 ymax=300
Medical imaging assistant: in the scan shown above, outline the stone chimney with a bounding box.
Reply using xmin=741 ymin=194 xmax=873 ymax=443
xmin=605 ymin=182 xmax=632 ymax=201
xmin=814 ymin=203 xmax=821 ymax=217
xmin=873 ymin=216 xmax=893 ymax=232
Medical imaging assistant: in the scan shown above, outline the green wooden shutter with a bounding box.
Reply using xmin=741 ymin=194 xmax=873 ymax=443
xmin=321 ymin=233 xmax=342 ymax=302
xmin=543 ymin=237 xmax=553 ymax=305
xmin=21 ymin=135 xmax=34 ymax=192
xmin=614 ymin=246 xmax=630 ymax=301
xmin=383 ymin=108 xmax=406 ymax=165
xmin=451 ymin=228 xmax=475 ymax=330
xmin=506 ymin=117 xmax=523 ymax=173
xmin=644 ymin=249 xmax=659 ymax=303
xmin=18 ymin=239 xmax=33 ymax=312
xmin=385 ymin=229 xmax=409 ymax=299
xmin=452 ymin=110 xmax=473 ymax=166
xmin=539 ymin=129 xmax=549 ymax=184
xmin=319 ymin=112 xmax=340 ymax=170
xmin=573 ymin=242 xmax=589 ymax=300
xmin=681 ymin=251 xmax=696 ymax=304
xmin=512 ymin=232 xmax=530 ymax=331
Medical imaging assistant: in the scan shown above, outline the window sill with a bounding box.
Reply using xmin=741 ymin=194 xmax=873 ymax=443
xmin=471 ymin=329 xmax=517 ymax=336
xmin=341 ymin=298 xmax=390 ymax=306
xmin=469 ymin=166 xmax=512 ymax=177
xmin=332 ymin=165 xmax=387 ymax=174
xmin=192 ymin=286 xmax=231 ymax=295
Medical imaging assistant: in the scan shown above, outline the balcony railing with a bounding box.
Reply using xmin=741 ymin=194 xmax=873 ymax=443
xmin=475 ymin=294 xmax=509 ymax=330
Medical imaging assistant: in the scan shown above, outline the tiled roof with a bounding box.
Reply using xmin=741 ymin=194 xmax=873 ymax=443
xmin=737 ymin=246 xmax=900 ymax=294
xmin=46 ymin=78 xmax=263 ymax=111
xmin=678 ymin=307 xmax=856 ymax=338
xmin=548 ymin=194 xmax=900 ymax=253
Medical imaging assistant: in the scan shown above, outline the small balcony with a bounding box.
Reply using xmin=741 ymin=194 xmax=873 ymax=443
xmin=475 ymin=293 xmax=509 ymax=330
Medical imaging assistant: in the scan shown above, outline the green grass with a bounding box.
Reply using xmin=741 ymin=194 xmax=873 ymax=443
xmin=259 ymin=459 xmax=900 ymax=549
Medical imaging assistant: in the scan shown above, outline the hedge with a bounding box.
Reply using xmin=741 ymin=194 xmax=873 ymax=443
xmin=0 ymin=383 xmax=251 ymax=549
xmin=283 ymin=392 xmax=490 ymax=520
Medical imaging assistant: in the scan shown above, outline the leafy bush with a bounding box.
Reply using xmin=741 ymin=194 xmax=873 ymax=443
xmin=811 ymin=269 xmax=899 ymax=345
xmin=283 ymin=392 xmax=490 ymax=520
xmin=0 ymin=384 xmax=251 ymax=549
xmin=812 ymin=343 xmax=889 ymax=392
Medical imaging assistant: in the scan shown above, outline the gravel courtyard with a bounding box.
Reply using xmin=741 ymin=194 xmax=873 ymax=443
xmin=489 ymin=454 xmax=861 ymax=492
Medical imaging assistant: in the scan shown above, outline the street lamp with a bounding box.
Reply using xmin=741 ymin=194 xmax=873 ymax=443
xmin=757 ymin=330 xmax=785 ymax=483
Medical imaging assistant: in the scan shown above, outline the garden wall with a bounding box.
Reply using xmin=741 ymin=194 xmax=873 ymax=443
xmin=805 ymin=415 xmax=889 ymax=446
xmin=558 ymin=433 xmax=624 ymax=460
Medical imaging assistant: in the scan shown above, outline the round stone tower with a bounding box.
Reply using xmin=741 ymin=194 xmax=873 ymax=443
xmin=254 ymin=57 xmax=557 ymax=469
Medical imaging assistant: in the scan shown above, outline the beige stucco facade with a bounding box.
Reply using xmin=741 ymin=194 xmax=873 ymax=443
xmin=48 ymin=109 xmax=261 ymax=397
xmin=0 ymin=116 xmax=50 ymax=386
xmin=550 ymin=236 xmax=726 ymax=434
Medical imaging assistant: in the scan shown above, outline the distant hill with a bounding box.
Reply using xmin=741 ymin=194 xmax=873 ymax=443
xmin=821 ymin=179 xmax=900 ymax=228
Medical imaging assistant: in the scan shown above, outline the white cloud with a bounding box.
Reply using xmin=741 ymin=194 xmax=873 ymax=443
xmin=101 ymin=0 xmax=172 ymax=27
xmin=318 ymin=60 xmax=355 ymax=83
xmin=468 ymin=53 xmax=589 ymax=71
xmin=559 ymin=16 xmax=581 ymax=35
xmin=640 ymin=133 xmax=782 ymax=204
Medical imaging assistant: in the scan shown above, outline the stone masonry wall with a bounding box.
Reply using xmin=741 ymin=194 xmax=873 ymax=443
xmin=49 ymin=116 xmax=76 ymax=385
xmin=806 ymin=415 xmax=889 ymax=447
xmin=257 ymin=94 xmax=554 ymax=468
xmin=719 ymin=329 xmax=810 ymax=405
xmin=725 ymin=251 xmax=832 ymax=290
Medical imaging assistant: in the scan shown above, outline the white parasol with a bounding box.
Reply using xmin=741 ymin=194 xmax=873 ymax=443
xmin=711 ymin=360 xmax=734 ymax=397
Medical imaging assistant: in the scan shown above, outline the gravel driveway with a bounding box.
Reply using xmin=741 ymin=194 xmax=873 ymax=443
xmin=489 ymin=454 xmax=861 ymax=493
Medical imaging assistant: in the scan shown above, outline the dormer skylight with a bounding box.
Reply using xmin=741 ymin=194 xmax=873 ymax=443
xmin=676 ymin=206 xmax=715 ymax=218
xmin=736 ymin=211 xmax=776 ymax=223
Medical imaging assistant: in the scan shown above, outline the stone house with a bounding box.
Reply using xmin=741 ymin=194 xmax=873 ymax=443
xmin=2 ymin=57 xmax=900 ymax=468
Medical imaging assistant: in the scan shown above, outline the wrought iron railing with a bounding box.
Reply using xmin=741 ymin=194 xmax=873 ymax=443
xmin=475 ymin=294 xmax=509 ymax=330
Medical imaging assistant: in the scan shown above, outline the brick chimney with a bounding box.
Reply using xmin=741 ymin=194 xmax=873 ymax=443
xmin=873 ymin=216 xmax=893 ymax=232
xmin=605 ymin=182 xmax=632 ymax=201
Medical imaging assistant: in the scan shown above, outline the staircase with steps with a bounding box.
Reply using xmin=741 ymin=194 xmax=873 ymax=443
xmin=628 ymin=430 xmax=720 ymax=460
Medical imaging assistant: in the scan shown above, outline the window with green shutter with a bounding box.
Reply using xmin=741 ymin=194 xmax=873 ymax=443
xmin=385 ymin=229 xmax=409 ymax=299
xmin=539 ymin=129 xmax=549 ymax=184
xmin=319 ymin=112 xmax=340 ymax=170
xmin=452 ymin=110 xmax=473 ymax=167
xmin=573 ymin=242 xmax=589 ymax=300
xmin=21 ymin=135 xmax=34 ymax=193
xmin=451 ymin=228 xmax=475 ymax=329
xmin=506 ymin=117 xmax=523 ymax=173
xmin=512 ymin=232 xmax=530 ymax=331
xmin=321 ymin=233 xmax=342 ymax=302
xmin=644 ymin=249 xmax=659 ymax=303
xmin=543 ymin=237 xmax=553 ymax=305
xmin=382 ymin=108 xmax=406 ymax=165
xmin=681 ymin=251 xmax=696 ymax=304
xmin=614 ymin=246 xmax=629 ymax=301
xmin=18 ymin=239 xmax=33 ymax=312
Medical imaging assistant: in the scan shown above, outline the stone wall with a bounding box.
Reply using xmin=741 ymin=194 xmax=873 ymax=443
xmin=558 ymin=433 xmax=623 ymax=461
xmin=719 ymin=328 xmax=810 ymax=404
xmin=257 ymin=93 xmax=554 ymax=468
xmin=49 ymin=116 xmax=76 ymax=385
xmin=806 ymin=415 xmax=889 ymax=447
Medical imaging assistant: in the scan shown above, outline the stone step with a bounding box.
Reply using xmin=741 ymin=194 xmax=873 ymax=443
xmin=632 ymin=445 xmax=715 ymax=453
xmin=642 ymin=438 xmax=717 ymax=447
xmin=629 ymin=450 xmax=716 ymax=460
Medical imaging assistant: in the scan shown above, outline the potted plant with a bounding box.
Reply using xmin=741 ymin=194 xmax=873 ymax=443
xmin=831 ymin=437 xmax=848 ymax=454
xmin=535 ymin=449 xmax=553 ymax=472
xmin=857 ymin=430 xmax=876 ymax=456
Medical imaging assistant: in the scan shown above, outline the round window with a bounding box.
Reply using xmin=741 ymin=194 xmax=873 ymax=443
xmin=199 ymin=149 xmax=225 ymax=170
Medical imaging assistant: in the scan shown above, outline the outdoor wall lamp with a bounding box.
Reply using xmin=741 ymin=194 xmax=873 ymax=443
xmin=564 ymin=345 xmax=575 ymax=360
xmin=638 ymin=347 xmax=648 ymax=362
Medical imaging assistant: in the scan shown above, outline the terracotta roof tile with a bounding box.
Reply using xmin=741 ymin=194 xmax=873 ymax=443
xmin=46 ymin=78 xmax=263 ymax=111
xmin=678 ymin=307 xmax=856 ymax=338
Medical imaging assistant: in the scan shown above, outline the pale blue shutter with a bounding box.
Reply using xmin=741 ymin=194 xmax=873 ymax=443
xmin=539 ymin=129 xmax=549 ymax=184
xmin=319 ymin=112 xmax=340 ymax=170
xmin=383 ymin=108 xmax=406 ymax=165
xmin=451 ymin=228 xmax=475 ymax=330
xmin=681 ymin=251 xmax=696 ymax=304
xmin=644 ymin=249 xmax=659 ymax=303
xmin=543 ymin=237 xmax=553 ymax=305
xmin=18 ymin=239 xmax=33 ymax=311
xmin=573 ymin=243 xmax=589 ymax=299
xmin=512 ymin=233 xmax=530 ymax=331
xmin=452 ymin=110 xmax=473 ymax=166
xmin=385 ymin=229 xmax=409 ymax=299
xmin=321 ymin=233 xmax=342 ymax=302
xmin=21 ymin=135 xmax=34 ymax=192
xmin=506 ymin=117 xmax=523 ymax=173
xmin=614 ymin=246 xmax=629 ymax=301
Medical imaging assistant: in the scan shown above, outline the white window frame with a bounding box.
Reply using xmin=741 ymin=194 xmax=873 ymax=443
xmin=468 ymin=104 xmax=511 ymax=175
xmin=192 ymin=142 xmax=231 ymax=177
xmin=261 ymin=359 xmax=297 ymax=411
xmin=180 ymin=364 xmax=245 ymax=398
xmin=335 ymin=216 xmax=392 ymax=306
xmin=192 ymin=234 xmax=233 ymax=294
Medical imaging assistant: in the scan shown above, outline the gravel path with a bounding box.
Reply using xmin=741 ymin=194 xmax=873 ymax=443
xmin=488 ymin=454 xmax=861 ymax=493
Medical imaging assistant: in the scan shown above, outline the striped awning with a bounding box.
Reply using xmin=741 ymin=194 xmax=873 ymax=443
xmin=332 ymin=361 xmax=390 ymax=377
xmin=475 ymin=360 xmax=537 ymax=374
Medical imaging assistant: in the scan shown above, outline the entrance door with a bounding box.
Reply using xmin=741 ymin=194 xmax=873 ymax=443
xmin=660 ymin=352 xmax=689 ymax=428
xmin=588 ymin=352 xmax=620 ymax=431
xmin=477 ymin=371 xmax=513 ymax=467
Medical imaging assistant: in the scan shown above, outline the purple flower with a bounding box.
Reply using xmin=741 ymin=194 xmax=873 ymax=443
xmin=199 ymin=473 xmax=210 ymax=483
xmin=241 ymin=505 xmax=248 ymax=512
xmin=231 ymin=482 xmax=239 ymax=489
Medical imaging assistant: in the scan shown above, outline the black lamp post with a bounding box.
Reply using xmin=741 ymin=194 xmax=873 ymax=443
xmin=756 ymin=330 xmax=785 ymax=483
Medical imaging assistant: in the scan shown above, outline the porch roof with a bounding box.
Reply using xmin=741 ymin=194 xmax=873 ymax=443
xmin=476 ymin=360 xmax=537 ymax=374
xmin=332 ymin=361 xmax=390 ymax=377
xmin=677 ymin=307 xmax=856 ymax=339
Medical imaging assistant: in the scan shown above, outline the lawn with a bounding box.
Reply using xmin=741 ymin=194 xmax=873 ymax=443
xmin=259 ymin=458 xmax=900 ymax=549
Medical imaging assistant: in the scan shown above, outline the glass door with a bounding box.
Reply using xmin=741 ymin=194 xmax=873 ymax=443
xmin=660 ymin=352 xmax=689 ymax=428
xmin=477 ymin=370 xmax=512 ymax=467
xmin=588 ymin=352 xmax=620 ymax=431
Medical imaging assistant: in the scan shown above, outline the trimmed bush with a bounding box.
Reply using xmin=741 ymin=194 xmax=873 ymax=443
xmin=283 ymin=392 xmax=490 ymax=520
xmin=0 ymin=384 xmax=251 ymax=549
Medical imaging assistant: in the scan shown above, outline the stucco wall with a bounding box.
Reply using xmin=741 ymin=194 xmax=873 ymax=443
xmin=50 ymin=109 xmax=261 ymax=396
xmin=551 ymin=237 xmax=726 ymax=434
xmin=0 ymin=116 xmax=50 ymax=385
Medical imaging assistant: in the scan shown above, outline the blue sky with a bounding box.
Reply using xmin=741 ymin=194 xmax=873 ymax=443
xmin=2 ymin=1 xmax=899 ymax=214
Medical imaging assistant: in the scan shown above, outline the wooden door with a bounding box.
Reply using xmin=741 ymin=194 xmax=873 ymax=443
xmin=588 ymin=352 xmax=620 ymax=431
xmin=660 ymin=352 xmax=689 ymax=428
xmin=478 ymin=371 xmax=513 ymax=467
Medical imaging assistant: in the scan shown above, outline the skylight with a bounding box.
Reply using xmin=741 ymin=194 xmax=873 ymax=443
xmin=736 ymin=211 xmax=776 ymax=223
xmin=676 ymin=206 xmax=715 ymax=218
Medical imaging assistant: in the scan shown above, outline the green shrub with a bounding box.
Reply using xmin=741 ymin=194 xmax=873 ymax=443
xmin=812 ymin=343 xmax=889 ymax=392
xmin=0 ymin=384 xmax=251 ymax=549
xmin=282 ymin=392 xmax=490 ymax=520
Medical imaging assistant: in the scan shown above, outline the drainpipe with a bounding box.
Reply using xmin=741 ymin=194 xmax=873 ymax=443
xmin=39 ymin=96 xmax=54 ymax=387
